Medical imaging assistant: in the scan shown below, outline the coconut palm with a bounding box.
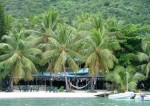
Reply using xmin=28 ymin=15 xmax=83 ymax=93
xmin=137 ymin=36 xmax=150 ymax=77
xmin=22 ymin=15 xmax=41 ymax=30
xmin=5 ymin=15 xmax=14 ymax=33
xmin=23 ymin=11 xmax=62 ymax=75
xmin=41 ymin=25 xmax=85 ymax=91
xmin=34 ymin=10 xmax=59 ymax=41
xmin=22 ymin=10 xmax=63 ymax=46
xmin=83 ymin=16 xmax=119 ymax=91
xmin=106 ymin=66 xmax=145 ymax=92
xmin=37 ymin=11 xmax=66 ymax=86
xmin=0 ymin=30 xmax=41 ymax=89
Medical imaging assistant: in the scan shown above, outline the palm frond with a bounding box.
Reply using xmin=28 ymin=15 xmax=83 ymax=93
xmin=26 ymin=48 xmax=41 ymax=55
xmin=53 ymin=52 xmax=65 ymax=73
xmin=22 ymin=56 xmax=38 ymax=74
xmin=0 ymin=43 xmax=13 ymax=50
xmin=13 ymin=60 xmax=24 ymax=79
xmin=137 ymin=64 xmax=147 ymax=72
xmin=0 ymin=54 xmax=12 ymax=61
xmin=113 ymin=72 xmax=122 ymax=84
xmin=0 ymin=53 xmax=18 ymax=66
xmin=0 ymin=68 xmax=11 ymax=80
xmin=141 ymin=37 xmax=150 ymax=53
xmin=27 ymin=54 xmax=40 ymax=64
xmin=128 ymin=81 xmax=137 ymax=91
xmin=132 ymin=73 xmax=146 ymax=82
xmin=48 ymin=37 xmax=60 ymax=47
xmin=2 ymin=35 xmax=16 ymax=46
xmin=67 ymin=49 xmax=85 ymax=62
xmin=137 ymin=52 xmax=149 ymax=62
xmin=106 ymin=72 xmax=114 ymax=81
xmin=108 ymin=40 xmax=121 ymax=50
xmin=41 ymin=49 xmax=59 ymax=64
xmin=100 ymin=49 xmax=118 ymax=69
xmin=27 ymin=36 xmax=43 ymax=47
xmin=65 ymin=52 xmax=78 ymax=72
xmin=146 ymin=62 xmax=150 ymax=77
xmin=85 ymin=52 xmax=96 ymax=67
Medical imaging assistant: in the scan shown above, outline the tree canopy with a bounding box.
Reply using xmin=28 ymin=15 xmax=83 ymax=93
xmin=0 ymin=2 xmax=6 ymax=40
xmin=0 ymin=1 xmax=150 ymax=91
xmin=2 ymin=0 xmax=150 ymax=25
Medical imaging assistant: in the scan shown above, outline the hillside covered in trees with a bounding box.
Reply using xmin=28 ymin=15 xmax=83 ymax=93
xmin=0 ymin=0 xmax=150 ymax=91
xmin=1 ymin=0 xmax=150 ymax=24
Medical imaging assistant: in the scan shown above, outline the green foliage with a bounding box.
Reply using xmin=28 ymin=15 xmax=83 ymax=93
xmin=119 ymin=53 xmax=136 ymax=67
xmin=106 ymin=66 xmax=146 ymax=92
xmin=0 ymin=2 xmax=6 ymax=40
xmin=0 ymin=2 xmax=149 ymax=90
xmin=115 ymin=24 xmax=149 ymax=67
xmin=5 ymin=15 xmax=14 ymax=33
xmin=137 ymin=36 xmax=150 ymax=77
xmin=58 ymin=86 xmax=64 ymax=92
xmin=0 ymin=30 xmax=41 ymax=83
xmin=1 ymin=0 xmax=150 ymax=25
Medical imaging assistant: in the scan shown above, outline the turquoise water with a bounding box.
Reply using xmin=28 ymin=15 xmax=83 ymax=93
xmin=0 ymin=98 xmax=149 ymax=106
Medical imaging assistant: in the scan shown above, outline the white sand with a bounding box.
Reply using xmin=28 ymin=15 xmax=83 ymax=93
xmin=0 ymin=90 xmax=109 ymax=99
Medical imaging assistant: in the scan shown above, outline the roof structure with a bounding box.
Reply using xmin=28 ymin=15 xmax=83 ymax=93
xmin=32 ymin=68 xmax=103 ymax=78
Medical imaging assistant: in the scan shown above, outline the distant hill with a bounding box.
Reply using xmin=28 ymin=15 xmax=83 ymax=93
xmin=1 ymin=0 xmax=150 ymax=24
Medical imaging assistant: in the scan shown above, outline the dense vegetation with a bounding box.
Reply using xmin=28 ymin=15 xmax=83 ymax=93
xmin=0 ymin=0 xmax=150 ymax=92
xmin=0 ymin=2 xmax=6 ymax=40
xmin=1 ymin=0 xmax=150 ymax=24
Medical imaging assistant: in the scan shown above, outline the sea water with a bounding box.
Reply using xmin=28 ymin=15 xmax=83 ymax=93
xmin=0 ymin=98 xmax=149 ymax=106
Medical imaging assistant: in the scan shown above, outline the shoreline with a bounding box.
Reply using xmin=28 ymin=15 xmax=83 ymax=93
xmin=0 ymin=90 xmax=110 ymax=99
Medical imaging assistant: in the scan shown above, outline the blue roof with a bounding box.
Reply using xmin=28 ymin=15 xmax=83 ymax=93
xmin=74 ymin=58 xmax=79 ymax=61
xmin=33 ymin=68 xmax=103 ymax=78
xmin=77 ymin=68 xmax=88 ymax=74
xmin=69 ymin=68 xmax=88 ymax=75
xmin=33 ymin=73 xmax=61 ymax=77
xmin=32 ymin=73 xmax=80 ymax=78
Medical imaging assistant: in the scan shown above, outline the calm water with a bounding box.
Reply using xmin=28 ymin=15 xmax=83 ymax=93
xmin=0 ymin=98 xmax=149 ymax=106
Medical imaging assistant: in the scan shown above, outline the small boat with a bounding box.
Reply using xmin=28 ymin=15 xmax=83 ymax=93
xmin=134 ymin=94 xmax=150 ymax=101
xmin=108 ymin=92 xmax=135 ymax=99
xmin=144 ymin=95 xmax=150 ymax=101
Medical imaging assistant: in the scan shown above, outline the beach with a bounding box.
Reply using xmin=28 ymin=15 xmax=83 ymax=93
xmin=0 ymin=90 xmax=109 ymax=99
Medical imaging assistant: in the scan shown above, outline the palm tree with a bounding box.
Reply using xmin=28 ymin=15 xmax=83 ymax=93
xmin=41 ymin=25 xmax=85 ymax=91
xmin=137 ymin=36 xmax=150 ymax=77
xmin=23 ymin=11 xmax=60 ymax=43
xmin=106 ymin=66 xmax=145 ymax=92
xmin=0 ymin=30 xmax=41 ymax=89
xmin=37 ymin=11 xmax=65 ymax=86
xmin=21 ymin=11 xmax=62 ymax=86
xmin=83 ymin=15 xmax=119 ymax=91
xmin=5 ymin=15 xmax=14 ymax=33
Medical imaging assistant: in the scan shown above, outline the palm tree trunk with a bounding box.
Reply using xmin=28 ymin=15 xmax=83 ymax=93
xmin=90 ymin=78 xmax=94 ymax=90
xmin=48 ymin=61 xmax=52 ymax=87
xmin=10 ymin=76 xmax=13 ymax=91
xmin=63 ymin=65 xmax=70 ymax=92
xmin=90 ymin=76 xmax=95 ymax=92
xmin=50 ymin=72 xmax=52 ymax=87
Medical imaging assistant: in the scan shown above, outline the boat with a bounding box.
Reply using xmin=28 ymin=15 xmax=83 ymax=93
xmin=134 ymin=94 xmax=150 ymax=101
xmin=108 ymin=92 xmax=135 ymax=99
xmin=144 ymin=95 xmax=150 ymax=101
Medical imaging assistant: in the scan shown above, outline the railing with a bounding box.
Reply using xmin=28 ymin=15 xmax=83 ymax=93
xmin=18 ymin=85 xmax=39 ymax=92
